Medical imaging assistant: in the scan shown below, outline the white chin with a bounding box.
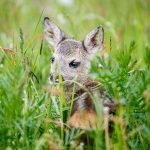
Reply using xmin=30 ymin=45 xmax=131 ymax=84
xmin=49 ymin=80 xmax=59 ymax=86
xmin=49 ymin=78 xmax=77 ymax=86
xmin=63 ymin=80 xmax=74 ymax=86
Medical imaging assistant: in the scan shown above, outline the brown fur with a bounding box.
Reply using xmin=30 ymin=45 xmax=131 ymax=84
xmin=43 ymin=17 xmax=117 ymax=129
xmin=68 ymin=80 xmax=117 ymax=129
xmin=68 ymin=110 xmax=97 ymax=129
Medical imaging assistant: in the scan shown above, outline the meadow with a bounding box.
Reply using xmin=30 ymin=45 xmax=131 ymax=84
xmin=0 ymin=0 xmax=150 ymax=149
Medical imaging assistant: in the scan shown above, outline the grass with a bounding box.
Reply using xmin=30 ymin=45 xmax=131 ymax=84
xmin=0 ymin=0 xmax=150 ymax=149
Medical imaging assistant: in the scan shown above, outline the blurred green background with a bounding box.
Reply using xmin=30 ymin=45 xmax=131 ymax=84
xmin=0 ymin=0 xmax=149 ymax=52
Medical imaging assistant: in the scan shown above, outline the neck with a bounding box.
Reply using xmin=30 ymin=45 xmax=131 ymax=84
xmin=63 ymin=79 xmax=100 ymax=101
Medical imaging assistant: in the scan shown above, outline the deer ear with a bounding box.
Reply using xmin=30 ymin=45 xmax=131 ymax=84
xmin=44 ymin=17 xmax=66 ymax=47
xmin=83 ymin=26 xmax=104 ymax=53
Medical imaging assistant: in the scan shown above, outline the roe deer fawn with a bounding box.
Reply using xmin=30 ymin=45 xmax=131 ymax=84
xmin=43 ymin=17 xmax=117 ymax=129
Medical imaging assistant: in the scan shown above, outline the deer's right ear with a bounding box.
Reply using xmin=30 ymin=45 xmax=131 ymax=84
xmin=43 ymin=17 xmax=66 ymax=47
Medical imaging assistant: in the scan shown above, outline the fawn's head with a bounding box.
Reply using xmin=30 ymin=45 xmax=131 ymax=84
xmin=44 ymin=17 xmax=104 ymax=85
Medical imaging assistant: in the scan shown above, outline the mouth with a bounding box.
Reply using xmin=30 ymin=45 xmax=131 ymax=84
xmin=49 ymin=79 xmax=74 ymax=86
xmin=49 ymin=80 xmax=59 ymax=86
xmin=54 ymin=79 xmax=59 ymax=83
xmin=49 ymin=75 xmax=79 ymax=86
xmin=49 ymin=75 xmax=65 ymax=85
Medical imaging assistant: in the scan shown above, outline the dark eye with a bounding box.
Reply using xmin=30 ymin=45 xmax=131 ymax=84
xmin=69 ymin=60 xmax=81 ymax=68
xmin=50 ymin=57 xmax=55 ymax=63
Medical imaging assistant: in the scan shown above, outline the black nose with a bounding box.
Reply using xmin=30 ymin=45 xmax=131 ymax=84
xmin=49 ymin=74 xmax=53 ymax=81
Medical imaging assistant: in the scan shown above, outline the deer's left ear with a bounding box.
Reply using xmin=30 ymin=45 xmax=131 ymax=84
xmin=44 ymin=17 xmax=66 ymax=47
xmin=83 ymin=26 xmax=104 ymax=53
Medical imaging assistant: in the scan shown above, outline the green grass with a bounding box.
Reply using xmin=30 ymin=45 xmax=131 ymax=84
xmin=0 ymin=0 xmax=150 ymax=149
